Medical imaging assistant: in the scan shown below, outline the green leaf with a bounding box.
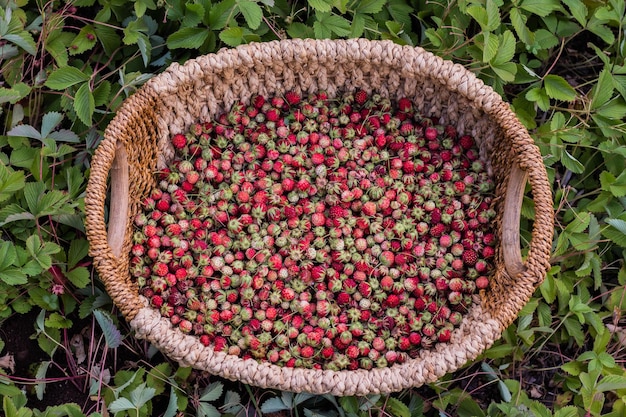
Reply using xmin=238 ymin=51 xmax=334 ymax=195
xmin=261 ymin=397 xmax=289 ymax=413
xmin=94 ymin=24 xmax=121 ymax=56
xmin=209 ymin=0 xmax=236 ymax=30
xmin=544 ymin=75 xmax=576 ymax=101
xmin=44 ymin=67 xmax=90 ymax=90
xmin=130 ymin=383 xmax=156 ymax=408
xmin=314 ymin=12 xmax=351 ymax=38
xmin=562 ymin=0 xmax=588 ymax=25
xmin=238 ymin=0 xmax=262 ymax=30
xmin=66 ymin=267 xmax=91 ymax=288
xmin=167 ymin=27 xmax=209 ymax=49
xmin=592 ymin=69 xmax=615 ymax=109
xmin=356 ymin=0 xmax=386 ymax=14
xmin=386 ymin=0 xmax=414 ymax=30
xmin=45 ymin=312 xmax=72 ymax=329
xmin=3 ymin=32 xmax=36 ymax=55
xmin=74 ymin=83 xmax=95 ymax=126
xmin=491 ymin=30 xmax=516 ymax=65
xmin=0 ymin=268 xmax=27 ymax=285
xmin=481 ymin=32 xmax=499 ymax=63
xmin=69 ymin=25 xmax=97 ymax=56
xmin=491 ymin=62 xmax=517 ymax=82
xmin=596 ymin=98 xmax=626 ymax=119
xmin=198 ymin=402 xmax=221 ymax=417
xmin=0 ymin=83 xmax=31 ymax=104
xmin=108 ymin=398 xmax=134 ymax=413
xmin=287 ymin=22 xmax=315 ymax=38
xmin=93 ymin=310 xmax=122 ymax=348
xmin=525 ymin=87 xmax=550 ymax=111
xmin=510 ymin=8 xmax=534 ymax=46
xmin=200 ymin=382 xmax=224 ymax=402
xmin=553 ymin=406 xmax=580 ymax=417
xmin=561 ymin=149 xmax=584 ymax=174
xmin=520 ymin=0 xmax=560 ymax=16
xmin=596 ymin=375 xmax=626 ymax=392
xmin=336 ymin=397 xmax=357 ymax=414
xmin=382 ymin=397 xmax=410 ymax=417
xmin=0 ymin=166 xmax=25 ymax=203
xmin=123 ymin=17 xmax=149 ymax=45
xmin=308 ymin=0 xmax=332 ymax=12
xmin=219 ymin=27 xmax=244 ymax=47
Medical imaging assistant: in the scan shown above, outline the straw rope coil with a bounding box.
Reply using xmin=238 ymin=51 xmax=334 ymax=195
xmin=85 ymin=38 xmax=554 ymax=395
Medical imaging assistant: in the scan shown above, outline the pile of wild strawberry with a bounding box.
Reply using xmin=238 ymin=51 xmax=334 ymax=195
xmin=130 ymin=90 xmax=497 ymax=371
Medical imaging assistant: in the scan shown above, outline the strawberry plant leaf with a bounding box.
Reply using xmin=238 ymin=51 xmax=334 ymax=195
xmin=591 ymin=69 xmax=614 ymax=110
xmin=66 ymin=267 xmax=90 ymax=289
xmin=130 ymin=383 xmax=156 ymax=408
xmin=44 ymin=67 xmax=90 ymax=90
xmin=596 ymin=99 xmax=626 ymax=119
xmin=93 ymin=309 xmax=123 ymax=348
xmin=287 ymin=22 xmax=315 ymax=39
xmin=108 ymin=398 xmax=135 ymax=413
xmin=313 ymin=12 xmax=351 ymax=38
xmin=554 ymin=406 xmax=581 ymax=417
xmin=595 ymin=375 xmax=626 ymax=392
xmin=40 ymin=112 xmax=63 ymax=138
xmin=491 ymin=30 xmax=516 ymax=66
xmin=69 ymin=25 xmax=97 ymax=56
xmin=238 ymin=0 xmax=263 ymax=30
xmin=167 ymin=27 xmax=209 ymax=49
xmin=198 ymin=402 xmax=221 ymax=417
xmin=261 ymin=397 xmax=289 ymax=413
xmin=7 ymin=124 xmax=41 ymax=139
xmin=520 ymin=0 xmax=560 ymax=17
xmin=200 ymin=381 xmax=224 ymax=402
xmin=491 ymin=62 xmax=517 ymax=82
xmin=209 ymin=0 xmax=236 ymax=30
xmin=74 ymin=82 xmax=95 ymax=126
xmin=544 ymin=75 xmax=576 ymax=102
xmin=0 ymin=166 xmax=25 ymax=204
xmin=3 ymin=32 xmax=36 ymax=55
xmin=562 ymin=0 xmax=588 ymax=25
xmin=561 ymin=150 xmax=584 ymax=174
xmin=525 ymin=87 xmax=550 ymax=111
xmin=0 ymin=83 xmax=31 ymax=104
xmin=356 ymin=0 xmax=386 ymax=14
xmin=510 ymin=7 xmax=534 ymax=46
xmin=481 ymin=32 xmax=499 ymax=63
xmin=34 ymin=361 xmax=50 ymax=400
xmin=381 ymin=397 xmax=410 ymax=417
xmin=387 ymin=0 xmax=414 ymax=30
xmin=308 ymin=0 xmax=332 ymax=13
xmin=219 ymin=27 xmax=244 ymax=47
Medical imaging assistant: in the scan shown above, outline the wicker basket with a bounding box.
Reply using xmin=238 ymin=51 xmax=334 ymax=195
xmin=85 ymin=39 xmax=553 ymax=395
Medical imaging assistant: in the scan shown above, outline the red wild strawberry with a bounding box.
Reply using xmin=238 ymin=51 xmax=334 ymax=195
xmin=354 ymin=90 xmax=368 ymax=105
xmin=385 ymin=294 xmax=400 ymax=308
xmin=476 ymin=276 xmax=489 ymax=289
xmin=284 ymin=91 xmax=301 ymax=105
xmin=153 ymin=262 xmax=168 ymax=277
xmin=459 ymin=135 xmax=474 ymax=150
xmin=437 ymin=328 xmax=451 ymax=343
xmin=462 ymin=249 xmax=478 ymax=266
xmin=171 ymin=134 xmax=187 ymax=149
xmin=328 ymin=206 xmax=345 ymax=219
xmin=397 ymin=97 xmax=412 ymax=112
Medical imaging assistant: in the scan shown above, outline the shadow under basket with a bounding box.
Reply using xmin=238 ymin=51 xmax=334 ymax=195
xmin=85 ymin=39 xmax=554 ymax=396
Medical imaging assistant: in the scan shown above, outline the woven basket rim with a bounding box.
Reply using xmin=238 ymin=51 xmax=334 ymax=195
xmin=85 ymin=38 xmax=554 ymax=395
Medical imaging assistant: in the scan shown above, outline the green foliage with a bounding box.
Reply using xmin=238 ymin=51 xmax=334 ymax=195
xmin=2 ymin=0 xmax=626 ymax=414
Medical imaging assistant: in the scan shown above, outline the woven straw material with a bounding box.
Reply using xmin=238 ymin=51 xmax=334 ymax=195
xmin=85 ymin=38 xmax=554 ymax=395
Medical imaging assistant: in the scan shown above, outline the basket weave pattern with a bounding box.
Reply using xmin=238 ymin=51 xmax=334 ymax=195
xmin=85 ymin=39 xmax=553 ymax=395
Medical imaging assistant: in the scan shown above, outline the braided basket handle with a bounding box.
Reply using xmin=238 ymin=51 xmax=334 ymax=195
xmin=108 ymin=143 xmax=129 ymax=257
xmin=502 ymin=165 xmax=527 ymax=277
